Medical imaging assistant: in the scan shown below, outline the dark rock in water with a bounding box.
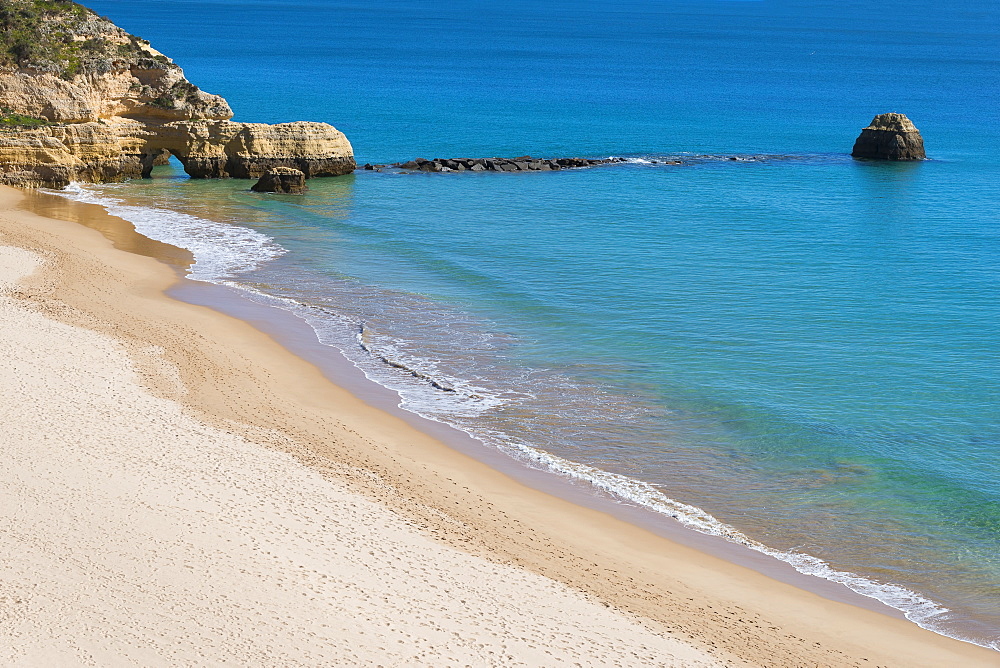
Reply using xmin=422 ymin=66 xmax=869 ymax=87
xmin=852 ymin=113 xmax=926 ymax=160
xmin=390 ymin=155 xmax=627 ymax=173
xmin=363 ymin=163 xmax=374 ymax=170
xmin=251 ymin=167 xmax=307 ymax=194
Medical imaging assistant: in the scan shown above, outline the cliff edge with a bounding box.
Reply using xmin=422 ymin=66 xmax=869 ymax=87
xmin=0 ymin=0 xmax=354 ymax=187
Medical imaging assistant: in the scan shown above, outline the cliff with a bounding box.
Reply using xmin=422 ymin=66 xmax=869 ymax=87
xmin=0 ymin=0 xmax=354 ymax=187
xmin=851 ymin=113 xmax=925 ymax=161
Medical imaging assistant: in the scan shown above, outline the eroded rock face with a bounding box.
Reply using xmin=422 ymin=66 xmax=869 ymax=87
xmin=0 ymin=3 xmax=232 ymax=124
xmin=193 ymin=121 xmax=356 ymax=179
xmin=0 ymin=121 xmax=138 ymax=187
xmin=251 ymin=167 xmax=307 ymax=194
xmin=0 ymin=117 xmax=355 ymax=188
xmin=851 ymin=113 xmax=926 ymax=160
xmin=0 ymin=1 xmax=354 ymax=188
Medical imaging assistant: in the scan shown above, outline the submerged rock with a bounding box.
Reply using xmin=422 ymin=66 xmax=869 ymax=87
xmin=251 ymin=167 xmax=307 ymax=194
xmin=851 ymin=113 xmax=926 ymax=160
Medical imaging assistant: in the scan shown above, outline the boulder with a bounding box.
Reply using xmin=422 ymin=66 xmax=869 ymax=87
xmin=251 ymin=167 xmax=307 ymax=194
xmin=851 ymin=113 xmax=926 ymax=160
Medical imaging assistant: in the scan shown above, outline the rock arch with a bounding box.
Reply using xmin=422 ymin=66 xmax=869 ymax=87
xmin=0 ymin=118 xmax=355 ymax=188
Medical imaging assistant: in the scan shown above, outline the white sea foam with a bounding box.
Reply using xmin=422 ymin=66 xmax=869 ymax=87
xmin=47 ymin=182 xmax=995 ymax=651
xmin=54 ymin=183 xmax=284 ymax=281
xmin=612 ymin=156 xmax=656 ymax=164
xmin=482 ymin=435 xmax=963 ymax=634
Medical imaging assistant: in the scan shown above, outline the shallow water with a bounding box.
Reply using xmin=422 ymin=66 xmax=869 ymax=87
xmin=71 ymin=0 xmax=1000 ymax=647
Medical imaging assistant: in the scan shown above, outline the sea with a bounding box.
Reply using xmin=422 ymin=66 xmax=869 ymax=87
xmin=61 ymin=0 xmax=999 ymax=649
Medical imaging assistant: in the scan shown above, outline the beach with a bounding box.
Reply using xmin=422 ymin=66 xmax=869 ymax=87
xmin=0 ymin=185 xmax=996 ymax=666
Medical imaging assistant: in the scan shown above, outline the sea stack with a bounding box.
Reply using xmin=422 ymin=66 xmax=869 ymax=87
xmin=251 ymin=167 xmax=307 ymax=194
xmin=851 ymin=113 xmax=926 ymax=160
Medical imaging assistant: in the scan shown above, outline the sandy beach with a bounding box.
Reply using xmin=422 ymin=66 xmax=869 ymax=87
xmin=0 ymin=184 xmax=996 ymax=667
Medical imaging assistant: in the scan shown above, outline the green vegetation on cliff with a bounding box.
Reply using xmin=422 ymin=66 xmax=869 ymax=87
xmin=0 ymin=0 xmax=160 ymax=79
xmin=0 ymin=106 xmax=51 ymax=128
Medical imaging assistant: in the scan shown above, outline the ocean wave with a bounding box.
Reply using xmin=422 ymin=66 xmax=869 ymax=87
xmin=47 ymin=182 xmax=995 ymax=652
xmin=608 ymin=153 xmax=847 ymax=166
xmin=313 ymin=310 xmax=510 ymax=417
xmin=480 ymin=434 xmax=971 ymax=641
xmin=52 ymin=183 xmax=284 ymax=281
xmin=190 ymin=283 xmax=513 ymax=420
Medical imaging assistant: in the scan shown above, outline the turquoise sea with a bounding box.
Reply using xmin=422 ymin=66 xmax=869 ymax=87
xmin=68 ymin=0 xmax=998 ymax=648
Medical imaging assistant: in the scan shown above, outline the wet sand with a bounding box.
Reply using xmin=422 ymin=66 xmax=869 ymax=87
xmin=1 ymin=185 xmax=996 ymax=667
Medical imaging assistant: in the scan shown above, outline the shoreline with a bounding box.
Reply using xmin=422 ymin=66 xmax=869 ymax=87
xmin=167 ymin=272 xmax=915 ymax=619
xmin=2 ymin=184 xmax=997 ymax=666
xmin=33 ymin=172 xmax=984 ymax=639
xmin=33 ymin=179 xmax=999 ymax=644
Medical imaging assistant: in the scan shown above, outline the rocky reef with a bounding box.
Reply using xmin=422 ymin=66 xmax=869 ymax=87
xmin=386 ymin=156 xmax=628 ymax=173
xmin=0 ymin=0 xmax=354 ymax=188
xmin=851 ymin=113 xmax=925 ymax=160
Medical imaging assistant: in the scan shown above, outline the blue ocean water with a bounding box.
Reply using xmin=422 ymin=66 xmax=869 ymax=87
xmin=73 ymin=0 xmax=999 ymax=647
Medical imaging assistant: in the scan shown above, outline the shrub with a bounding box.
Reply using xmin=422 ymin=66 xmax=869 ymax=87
xmin=0 ymin=0 xmax=151 ymax=78
xmin=0 ymin=107 xmax=52 ymax=128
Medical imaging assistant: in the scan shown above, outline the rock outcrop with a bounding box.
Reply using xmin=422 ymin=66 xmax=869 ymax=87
xmin=851 ymin=113 xmax=926 ymax=160
xmin=392 ymin=156 xmax=628 ymax=173
xmin=251 ymin=167 xmax=307 ymax=194
xmin=0 ymin=0 xmax=354 ymax=188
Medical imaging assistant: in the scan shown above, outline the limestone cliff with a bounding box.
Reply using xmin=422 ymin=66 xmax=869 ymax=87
xmin=0 ymin=0 xmax=354 ymax=187
xmin=851 ymin=113 xmax=926 ymax=161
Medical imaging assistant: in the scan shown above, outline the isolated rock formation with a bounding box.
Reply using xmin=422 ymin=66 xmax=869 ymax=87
xmin=0 ymin=1 xmax=354 ymax=188
xmin=851 ymin=113 xmax=926 ymax=160
xmin=251 ymin=167 xmax=307 ymax=194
